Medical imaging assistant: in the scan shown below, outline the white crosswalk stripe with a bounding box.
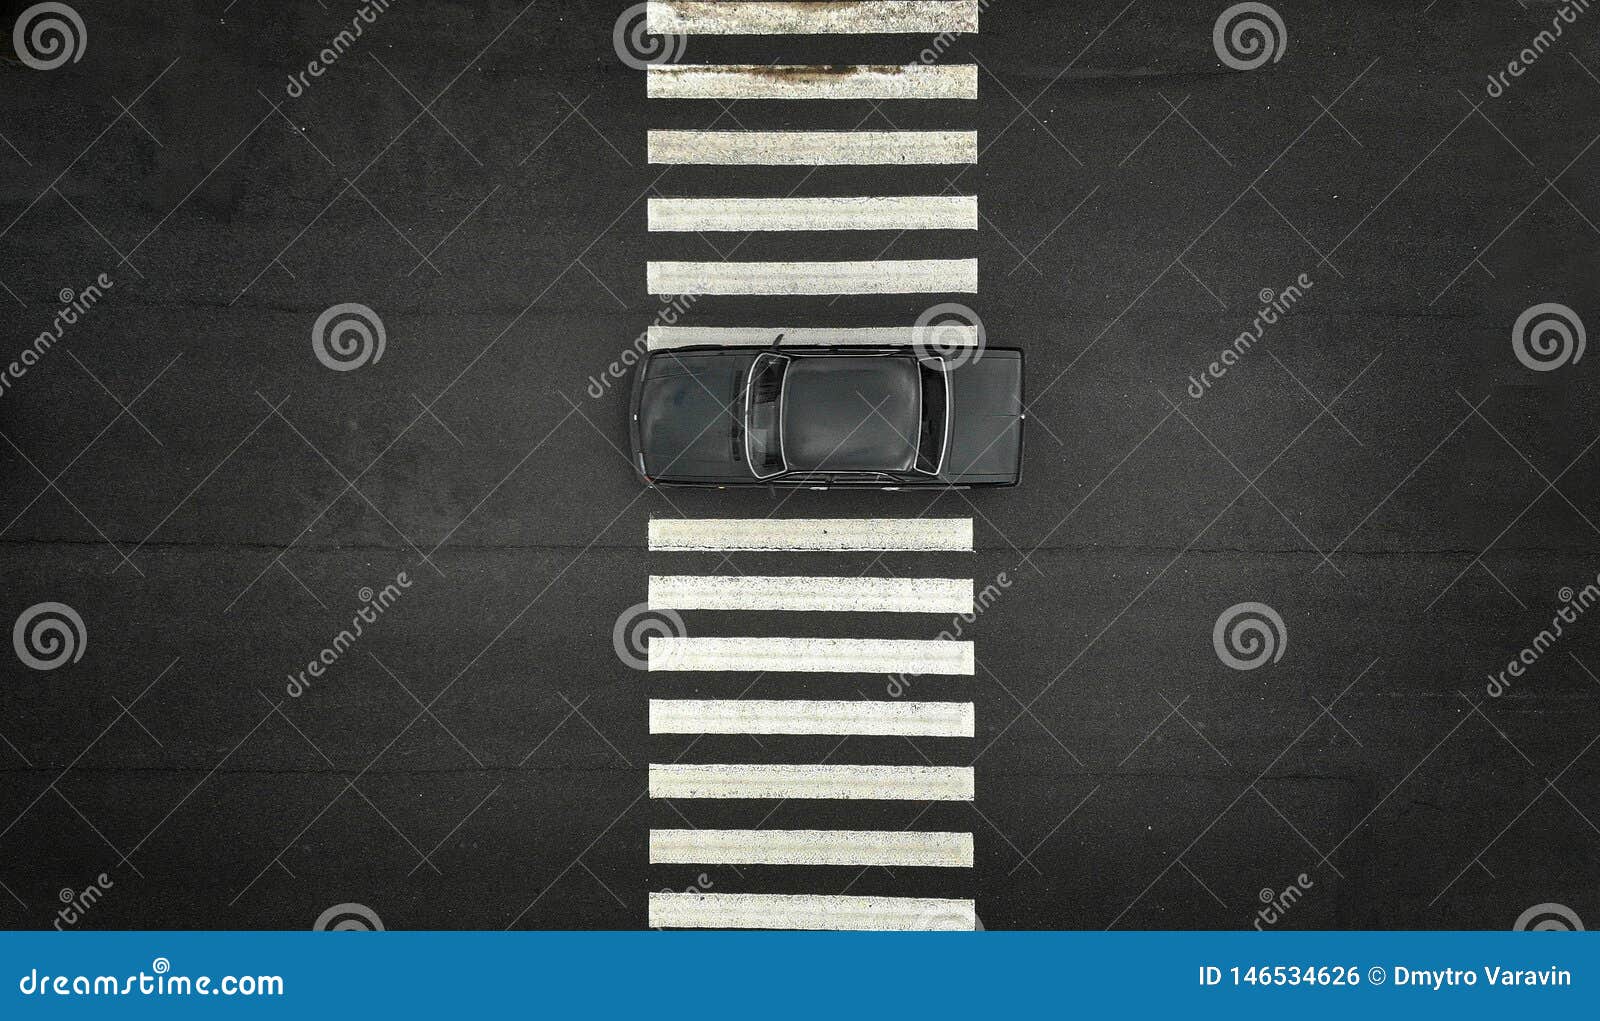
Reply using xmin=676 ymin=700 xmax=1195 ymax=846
xmin=647 ymin=1 xmax=980 ymax=35
xmin=648 ymin=195 xmax=977 ymax=232
xmin=650 ymin=763 xmax=975 ymax=801
xmin=650 ymin=829 xmax=974 ymax=867
xmin=649 ymin=518 xmax=974 ymax=551
xmin=649 ymin=636 xmax=974 ymax=674
xmin=647 ymin=325 xmax=980 ymax=350
xmin=650 ymin=574 xmax=973 ymax=612
xmin=648 ymin=259 xmax=977 ymax=295
xmin=646 ymin=129 xmax=978 ymax=165
xmin=650 ymin=699 xmax=975 ymax=737
xmin=650 ymin=892 xmax=977 ymax=930
xmin=647 ymin=64 xmax=978 ymax=101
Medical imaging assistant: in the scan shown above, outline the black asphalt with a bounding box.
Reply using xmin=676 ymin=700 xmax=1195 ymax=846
xmin=1 ymin=0 xmax=1597 ymax=930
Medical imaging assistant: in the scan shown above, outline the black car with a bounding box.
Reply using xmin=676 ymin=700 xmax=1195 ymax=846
xmin=630 ymin=344 xmax=1024 ymax=488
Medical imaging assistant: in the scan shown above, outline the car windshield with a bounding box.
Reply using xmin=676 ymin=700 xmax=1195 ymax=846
xmin=744 ymin=353 xmax=787 ymax=478
xmin=915 ymin=357 xmax=949 ymax=474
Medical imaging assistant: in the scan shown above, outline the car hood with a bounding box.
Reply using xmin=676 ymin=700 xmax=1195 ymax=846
xmin=636 ymin=352 xmax=756 ymax=480
xmin=940 ymin=352 xmax=1024 ymax=485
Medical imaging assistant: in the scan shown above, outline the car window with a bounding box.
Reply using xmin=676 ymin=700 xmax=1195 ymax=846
xmin=916 ymin=358 xmax=949 ymax=474
xmin=744 ymin=353 xmax=788 ymax=478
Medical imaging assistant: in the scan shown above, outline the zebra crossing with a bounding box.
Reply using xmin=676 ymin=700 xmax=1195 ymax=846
xmin=646 ymin=63 xmax=977 ymax=101
xmin=647 ymin=258 xmax=977 ymax=296
xmin=649 ymin=829 xmax=974 ymax=868
xmin=649 ymin=699 xmax=975 ymax=737
xmin=645 ymin=518 xmax=978 ymax=929
xmin=649 ymin=574 xmax=973 ymax=613
xmin=646 ymin=129 xmax=977 ymax=165
xmin=647 ymin=892 xmax=977 ymax=932
xmin=647 ymin=195 xmax=978 ymax=232
xmin=648 ymin=761 xmax=975 ymax=801
xmin=645 ymin=0 xmax=979 ymax=35
xmin=640 ymin=1 xmax=982 ymax=930
xmin=646 ymin=517 xmax=974 ymax=552
xmin=647 ymin=324 xmax=981 ymax=350
xmin=651 ymin=636 xmax=973 ymax=674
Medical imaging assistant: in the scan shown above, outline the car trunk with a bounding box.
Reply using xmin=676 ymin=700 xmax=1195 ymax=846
xmin=940 ymin=351 xmax=1024 ymax=486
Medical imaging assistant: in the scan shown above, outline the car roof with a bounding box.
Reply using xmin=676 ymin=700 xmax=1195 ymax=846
xmin=779 ymin=355 xmax=920 ymax=472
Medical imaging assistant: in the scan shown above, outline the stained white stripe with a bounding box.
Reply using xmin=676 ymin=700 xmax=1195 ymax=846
xmin=648 ymin=259 xmax=977 ymax=295
xmin=649 ymin=518 xmax=973 ymax=551
xmin=650 ymin=763 xmax=974 ymax=800
xmin=647 ymin=64 xmax=977 ymax=101
xmin=647 ymin=130 xmax=977 ymax=165
xmin=649 ymin=637 xmax=973 ymax=674
xmin=648 ymin=325 xmax=979 ymax=350
xmin=647 ymin=1 xmax=979 ymax=35
xmin=650 ymin=829 xmax=974 ymax=867
xmin=650 ymin=575 xmax=972 ymax=613
xmin=648 ymin=196 xmax=976 ymax=232
xmin=650 ymin=699 xmax=974 ymax=737
xmin=650 ymin=892 xmax=976 ymax=930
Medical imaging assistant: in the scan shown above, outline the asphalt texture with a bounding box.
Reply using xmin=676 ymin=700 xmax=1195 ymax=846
xmin=1 ymin=0 xmax=1599 ymax=931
